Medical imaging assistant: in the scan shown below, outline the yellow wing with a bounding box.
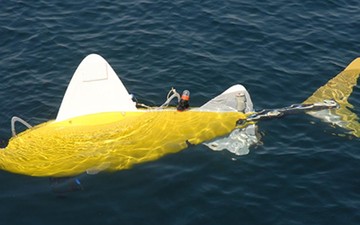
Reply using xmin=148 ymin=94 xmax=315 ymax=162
xmin=304 ymin=58 xmax=360 ymax=137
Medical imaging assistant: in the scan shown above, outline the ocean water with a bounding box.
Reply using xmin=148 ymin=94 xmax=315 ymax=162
xmin=0 ymin=0 xmax=359 ymax=224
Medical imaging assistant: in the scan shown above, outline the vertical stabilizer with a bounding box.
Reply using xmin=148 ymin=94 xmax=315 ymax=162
xmin=56 ymin=54 xmax=137 ymax=122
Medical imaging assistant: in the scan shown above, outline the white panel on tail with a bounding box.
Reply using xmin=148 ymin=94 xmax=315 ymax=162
xmin=56 ymin=54 xmax=137 ymax=122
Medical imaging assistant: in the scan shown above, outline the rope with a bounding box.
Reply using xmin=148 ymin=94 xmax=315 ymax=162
xmin=237 ymin=99 xmax=339 ymax=126
xmin=11 ymin=116 xmax=32 ymax=137
xmin=159 ymin=88 xmax=181 ymax=108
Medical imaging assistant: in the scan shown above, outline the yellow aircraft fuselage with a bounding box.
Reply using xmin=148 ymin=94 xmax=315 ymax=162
xmin=0 ymin=110 xmax=246 ymax=177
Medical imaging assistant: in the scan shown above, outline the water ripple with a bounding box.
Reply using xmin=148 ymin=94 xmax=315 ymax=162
xmin=0 ymin=0 xmax=359 ymax=224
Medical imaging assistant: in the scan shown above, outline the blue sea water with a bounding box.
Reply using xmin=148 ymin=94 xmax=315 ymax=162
xmin=0 ymin=0 xmax=359 ymax=224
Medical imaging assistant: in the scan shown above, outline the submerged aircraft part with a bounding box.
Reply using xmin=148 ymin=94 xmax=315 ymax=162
xmin=304 ymin=58 xmax=360 ymax=137
xmin=0 ymin=54 xmax=358 ymax=177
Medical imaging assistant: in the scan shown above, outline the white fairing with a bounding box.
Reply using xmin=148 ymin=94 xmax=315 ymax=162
xmin=56 ymin=54 xmax=137 ymax=122
xmin=200 ymin=84 xmax=253 ymax=112
xmin=201 ymin=84 xmax=259 ymax=155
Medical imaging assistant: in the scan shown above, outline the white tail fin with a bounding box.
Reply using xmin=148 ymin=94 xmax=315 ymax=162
xmin=56 ymin=54 xmax=137 ymax=122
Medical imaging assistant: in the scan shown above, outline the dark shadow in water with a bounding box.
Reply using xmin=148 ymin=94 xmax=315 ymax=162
xmin=49 ymin=177 xmax=83 ymax=198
